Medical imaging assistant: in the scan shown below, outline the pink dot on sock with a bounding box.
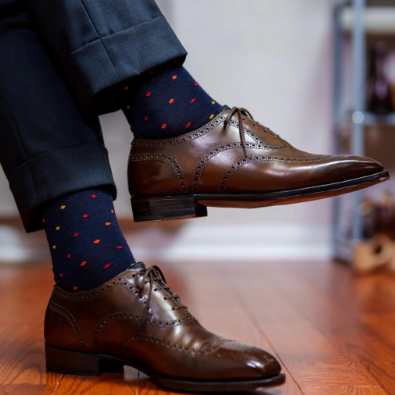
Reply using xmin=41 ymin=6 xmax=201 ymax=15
xmin=146 ymin=92 xmax=151 ymax=97
xmin=74 ymin=233 xmax=79 ymax=237
xmin=144 ymin=116 xmax=148 ymax=121
xmin=60 ymin=274 xmax=63 ymax=278
xmin=73 ymin=286 xmax=78 ymax=291
xmin=186 ymin=122 xmax=192 ymax=128
xmin=104 ymin=263 xmax=112 ymax=269
xmin=191 ymin=98 xmax=196 ymax=103
xmin=91 ymin=195 xmax=96 ymax=198
xmin=116 ymin=246 xmax=123 ymax=249
xmin=67 ymin=254 xmax=71 ymax=258
xmin=194 ymin=83 xmax=198 ymax=86
xmin=83 ymin=214 xmax=89 ymax=218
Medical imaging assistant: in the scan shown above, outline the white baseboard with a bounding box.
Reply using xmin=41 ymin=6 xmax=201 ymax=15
xmin=132 ymin=224 xmax=332 ymax=262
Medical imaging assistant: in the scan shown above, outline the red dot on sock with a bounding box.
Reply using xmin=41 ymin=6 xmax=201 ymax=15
xmin=74 ymin=233 xmax=79 ymax=237
xmin=172 ymin=75 xmax=177 ymax=80
xmin=124 ymin=237 xmax=127 ymax=241
xmin=59 ymin=274 xmax=63 ymax=278
xmin=104 ymin=263 xmax=112 ymax=269
xmin=149 ymin=70 xmax=154 ymax=74
xmin=73 ymin=286 xmax=78 ymax=291
xmin=111 ymin=210 xmax=114 ymax=213
xmin=94 ymin=240 xmax=100 ymax=244
xmin=169 ymin=98 xmax=174 ymax=103
xmin=105 ymin=222 xmax=111 ymax=226
xmin=161 ymin=124 xmax=167 ymax=129
xmin=116 ymin=246 xmax=123 ymax=249
xmin=91 ymin=195 xmax=96 ymax=199
xmin=194 ymin=83 xmax=198 ymax=86
xmin=146 ymin=92 xmax=151 ymax=97
xmin=191 ymin=98 xmax=196 ymax=103
xmin=186 ymin=122 xmax=192 ymax=128
xmin=42 ymin=219 xmax=45 ymax=223
xmin=144 ymin=116 xmax=148 ymax=121
xmin=81 ymin=261 xmax=87 ymax=266
xmin=67 ymin=254 xmax=71 ymax=258
xmin=83 ymin=214 xmax=89 ymax=218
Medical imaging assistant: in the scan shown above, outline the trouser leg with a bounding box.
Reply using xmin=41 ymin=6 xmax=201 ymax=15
xmin=25 ymin=0 xmax=187 ymax=114
xmin=0 ymin=2 xmax=116 ymax=232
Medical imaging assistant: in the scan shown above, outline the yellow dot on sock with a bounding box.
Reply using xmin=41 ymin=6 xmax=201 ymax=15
xmin=210 ymin=114 xmax=214 ymax=119
xmin=212 ymin=101 xmax=215 ymax=104
xmin=52 ymin=246 xmax=56 ymax=249
xmin=55 ymin=226 xmax=60 ymax=231
xmin=60 ymin=205 xmax=66 ymax=209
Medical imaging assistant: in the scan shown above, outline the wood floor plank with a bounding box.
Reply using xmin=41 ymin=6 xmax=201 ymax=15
xmin=264 ymin=261 xmax=395 ymax=395
xmin=303 ymin=387 xmax=384 ymax=395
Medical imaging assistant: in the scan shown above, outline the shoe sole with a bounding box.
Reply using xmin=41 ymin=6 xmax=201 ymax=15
xmin=45 ymin=343 xmax=286 ymax=392
xmin=131 ymin=170 xmax=390 ymax=222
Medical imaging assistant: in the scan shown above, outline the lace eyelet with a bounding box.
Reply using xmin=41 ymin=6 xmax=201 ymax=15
xmin=154 ymin=288 xmax=157 ymax=291
xmin=163 ymin=297 xmax=167 ymax=300
xmin=172 ymin=307 xmax=175 ymax=311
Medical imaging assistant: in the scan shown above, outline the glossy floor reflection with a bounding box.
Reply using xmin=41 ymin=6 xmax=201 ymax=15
xmin=0 ymin=260 xmax=394 ymax=394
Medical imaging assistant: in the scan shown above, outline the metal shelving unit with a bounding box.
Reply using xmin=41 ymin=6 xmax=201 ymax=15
xmin=332 ymin=0 xmax=395 ymax=261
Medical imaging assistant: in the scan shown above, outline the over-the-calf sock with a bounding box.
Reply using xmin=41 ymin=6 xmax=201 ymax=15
xmin=118 ymin=63 xmax=222 ymax=139
xmin=43 ymin=188 xmax=139 ymax=291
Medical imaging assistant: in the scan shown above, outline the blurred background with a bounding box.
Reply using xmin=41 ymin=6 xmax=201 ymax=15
xmin=1 ymin=0 xmax=394 ymax=273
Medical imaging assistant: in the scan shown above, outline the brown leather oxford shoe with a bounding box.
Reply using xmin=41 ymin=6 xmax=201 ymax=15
xmin=45 ymin=264 xmax=285 ymax=392
xmin=128 ymin=106 xmax=389 ymax=222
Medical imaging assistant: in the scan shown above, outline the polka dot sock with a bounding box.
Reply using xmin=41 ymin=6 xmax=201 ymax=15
xmin=43 ymin=188 xmax=139 ymax=292
xmin=118 ymin=63 xmax=222 ymax=139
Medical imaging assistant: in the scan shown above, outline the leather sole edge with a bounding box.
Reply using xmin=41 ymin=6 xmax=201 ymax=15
xmin=131 ymin=170 xmax=390 ymax=222
xmin=45 ymin=343 xmax=285 ymax=393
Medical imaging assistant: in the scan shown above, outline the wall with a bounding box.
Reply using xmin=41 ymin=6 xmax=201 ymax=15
xmin=0 ymin=0 xmax=334 ymax=260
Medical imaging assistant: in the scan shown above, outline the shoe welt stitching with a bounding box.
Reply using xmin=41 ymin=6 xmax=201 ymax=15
xmin=218 ymin=154 xmax=330 ymax=192
xmin=48 ymin=301 xmax=86 ymax=351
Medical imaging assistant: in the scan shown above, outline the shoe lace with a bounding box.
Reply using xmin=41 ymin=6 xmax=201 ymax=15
xmin=135 ymin=265 xmax=187 ymax=330
xmin=224 ymin=106 xmax=279 ymax=158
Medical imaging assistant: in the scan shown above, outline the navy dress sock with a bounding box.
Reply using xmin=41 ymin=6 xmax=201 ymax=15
xmin=119 ymin=63 xmax=222 ymax=139
xmin=43 ymin=188 xmax=139 ymax=291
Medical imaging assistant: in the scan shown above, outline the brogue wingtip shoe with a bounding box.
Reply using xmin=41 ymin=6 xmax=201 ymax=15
xmin=128 ymin=107 xmax=389 ymax=222
xmin=44 ymin=265 xmax=285 ymax=392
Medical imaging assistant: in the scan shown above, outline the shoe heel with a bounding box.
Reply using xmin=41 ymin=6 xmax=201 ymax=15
xmin=131 ymin=195 xmax=207 ymax=222
xmin=45 ymin=344 xmax=122 ymax=376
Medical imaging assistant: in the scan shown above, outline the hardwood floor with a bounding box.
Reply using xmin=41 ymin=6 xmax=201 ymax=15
xmin=0 ymin=259 xmax=394 ymax=395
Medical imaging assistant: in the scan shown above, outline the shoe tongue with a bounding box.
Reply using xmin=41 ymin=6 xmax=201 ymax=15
xmin=220 ymin=104 xmax=231 ymax=112
xmin=128 ymin=261 xmax=146 ymax=271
